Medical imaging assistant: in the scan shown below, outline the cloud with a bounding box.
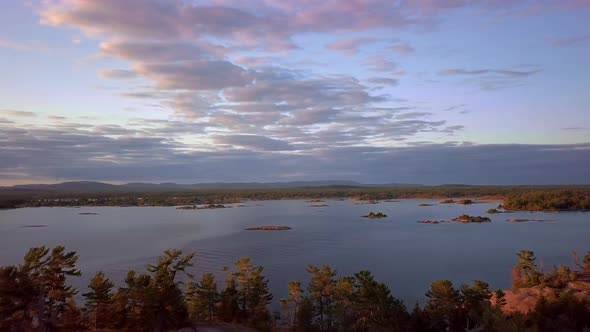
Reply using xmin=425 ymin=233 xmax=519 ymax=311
xmin=364 ymin=56 xmax=398 ymax=71
xmin=0 ymin=110 xmax=37 ymax=117
xmin=367 ymin=77 xmax=399 ymax=86
xmin=443 ymin=104 xmax=467 ymax=112
xmin=232 ymin=55 xmax=277 ymax=67
xmin=1 ymin=120 xmax=589 ymax=184
xmin=396 ymin=112 xmax=432 ymax=120
xmin=438 ymin=67 xmax=542 ymax=90
xmin=391 ymin=42 xmax=415 ymax=55
xmin=0 ymin=38 xmax=48 ymax=51
xmin=99 ymin=41 xmax=220 ymax=62
xmin=134 ymin=61 xmax=253 ymax=90
xmin=14 ymin=0 xmax=587 ymax=186
xmin=98 ymin=69 xmax=138 ymax=79
xmin=549 ymin=34 xmax=590 ymax=47
xmin=438 ymin=68 xmax=540 ymax=77
xmin=212 ymin=135 xmax=294 ymax=151
xmin=325 ymin=37 xmax=380 ymax=55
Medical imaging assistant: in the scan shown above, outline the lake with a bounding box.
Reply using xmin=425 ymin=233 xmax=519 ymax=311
xmin=1 ymin=199 xmax=588 ymax=306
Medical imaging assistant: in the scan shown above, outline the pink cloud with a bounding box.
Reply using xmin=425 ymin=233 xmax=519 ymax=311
xmin=549 ymin=34 xmax=590 ymax=47
xmin=325 ymin=37 xmax=380 ymax=55
xmin=391 ymin=42 xmax=415 ymax=55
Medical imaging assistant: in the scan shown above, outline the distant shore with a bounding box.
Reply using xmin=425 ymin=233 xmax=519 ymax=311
xmin=1 ymin=185 xmax=588 ymax=211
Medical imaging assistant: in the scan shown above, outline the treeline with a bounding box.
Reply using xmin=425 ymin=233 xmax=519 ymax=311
xmin=503 ymin=189 xmax=590 ymax=211
xmin=2 ymin=247 xmax=590 ymax=331
xmin=2 ymin=185 xmax=590 ymax=210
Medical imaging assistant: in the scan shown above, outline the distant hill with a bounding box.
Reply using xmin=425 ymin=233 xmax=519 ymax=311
xmin=5 ymin=181 xmax=120 ymax=192
xmin=0 ymin=180 xmax=421 ymax=192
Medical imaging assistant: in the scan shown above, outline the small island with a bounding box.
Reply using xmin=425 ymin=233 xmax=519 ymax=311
xmin=198 ymin=204 xmax=226 ymax=209
xmin=507 ymin=218 xmax=557 ymax=223
xmin=486 ymin=208 xmax=501 ymax=214
xmin=244 ymin=226 xmax=292 ymax=231
xmin=176 ymin=205 xmax=197 ymax=210
xmin=457 ymin=199 xmax=473 ymax=205
xmin=309 ymin=203 xmax=329 ymax=207
xmin=452 ymin=214 xmax=491 ymax=223
xmin=177 ymin=204 xmax=227 ymax=210
xmin=418 ymin=203 xmax=434 ymax=207
xmin=417 ymin=219 xmax=446 ymax=224
xmin=440 ymin=199 xmax=455 ymax=204
xmin=362 ymin=212 xmax=387 ymax=219
xmin=78 ymin=212 xmax=99 ymax=215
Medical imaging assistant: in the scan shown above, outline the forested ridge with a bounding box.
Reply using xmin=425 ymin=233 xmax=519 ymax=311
xmin=2 ymin=246 xmax=590 ymax=331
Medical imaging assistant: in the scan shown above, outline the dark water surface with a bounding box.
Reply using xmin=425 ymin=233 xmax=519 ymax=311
xmin=1 ymin=199 xmax=588 ymax=306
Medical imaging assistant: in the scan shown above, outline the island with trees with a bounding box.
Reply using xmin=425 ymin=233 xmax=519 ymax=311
xmin=452 ymin=214 xmax=492 ymax=223
xmin=1 ymin=246 xmax=590 ymax=331
xmin=362 ymin=211 xmax=387 ymax=218
xmin=417 ymin=219 xmax=447 ymax=224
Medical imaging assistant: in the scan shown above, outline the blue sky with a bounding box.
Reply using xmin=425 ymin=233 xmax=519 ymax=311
xmin=0 ymin=0 xmax=589 ymax=185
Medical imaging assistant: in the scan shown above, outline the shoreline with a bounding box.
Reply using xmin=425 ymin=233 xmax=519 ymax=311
xmin=2 ymin=199 xmax=588 ymax=213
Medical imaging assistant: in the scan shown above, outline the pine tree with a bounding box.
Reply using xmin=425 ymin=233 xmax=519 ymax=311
xmin=425 ymin=280 xmax=462 ymax=331
xmin=333 ymin=276 xmax=354 ymax=330
xmin=20 ymin=246 xmax=82 ymax=331
xmin=230 ymin=257 xmax=273 ymax=324
xmin=146 ymin=249 xmax=195 ymax=331
xmin=82 ymin=271 xmax=114 ymax=329
xmin=295 ymin=296 xmax=314 ymax=331
xmin=306 ymin=264 xmax=336 ymax=331
xmin=123 ymin=250 xmax=195 ymax=331
xmin=218 ymin=275 xmax=240 ymax=322
xmin=59 ymin=297 xmax=83 ymax=332
xmin=109 ymin=289 xmax=129 ymax=330
xmin=186 ymin=272 xmax=219 ymax=321
xmin=460 ymin=280 xmax=492 ymax=330
xmin=287 ymin=281 xmax=303 ymax=326
xmin=512 ymin=250 xmax=542 ymax=288
xmin=0 ymin=265 xmax=37 ymax=331
xmin=352 ymin=270 xmax=408 ymax=331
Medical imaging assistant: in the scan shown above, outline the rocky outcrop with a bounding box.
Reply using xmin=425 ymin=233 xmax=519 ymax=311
xmin=244 ymin=225 xmax=292 ymax=231
xmin=493 ymin=280 xmax=590 ymax=314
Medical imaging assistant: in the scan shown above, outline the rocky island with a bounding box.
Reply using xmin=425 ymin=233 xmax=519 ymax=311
xmin=244 ymin=226 xmax=292 ymax=231
xmin=362 ymin=212 xmax=387 ymax=218
xmin=452 ymin=214 xmax=491 ymax=223
xmin=176 ymin=204 xmax=227 ymax=210
xmin=199 ymin=204 xmax=226 ymax=209
xmin=176 ymin=205 xmax=197 ymax=209
xmin=417 ymin=219 xmax=446 ymax=224
xmin=506 ymin=218 xmax=557 ymax=223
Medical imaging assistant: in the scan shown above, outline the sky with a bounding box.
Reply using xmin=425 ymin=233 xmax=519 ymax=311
xmin=0 ymin=0 xmax=589 ymax=185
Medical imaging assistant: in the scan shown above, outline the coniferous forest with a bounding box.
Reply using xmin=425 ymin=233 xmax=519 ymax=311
xmin=2 ymin=246 xmax=590 ymax=331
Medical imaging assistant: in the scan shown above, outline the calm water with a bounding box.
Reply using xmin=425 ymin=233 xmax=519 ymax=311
xmin=1 ymin=199 xmax=588 ymax=306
